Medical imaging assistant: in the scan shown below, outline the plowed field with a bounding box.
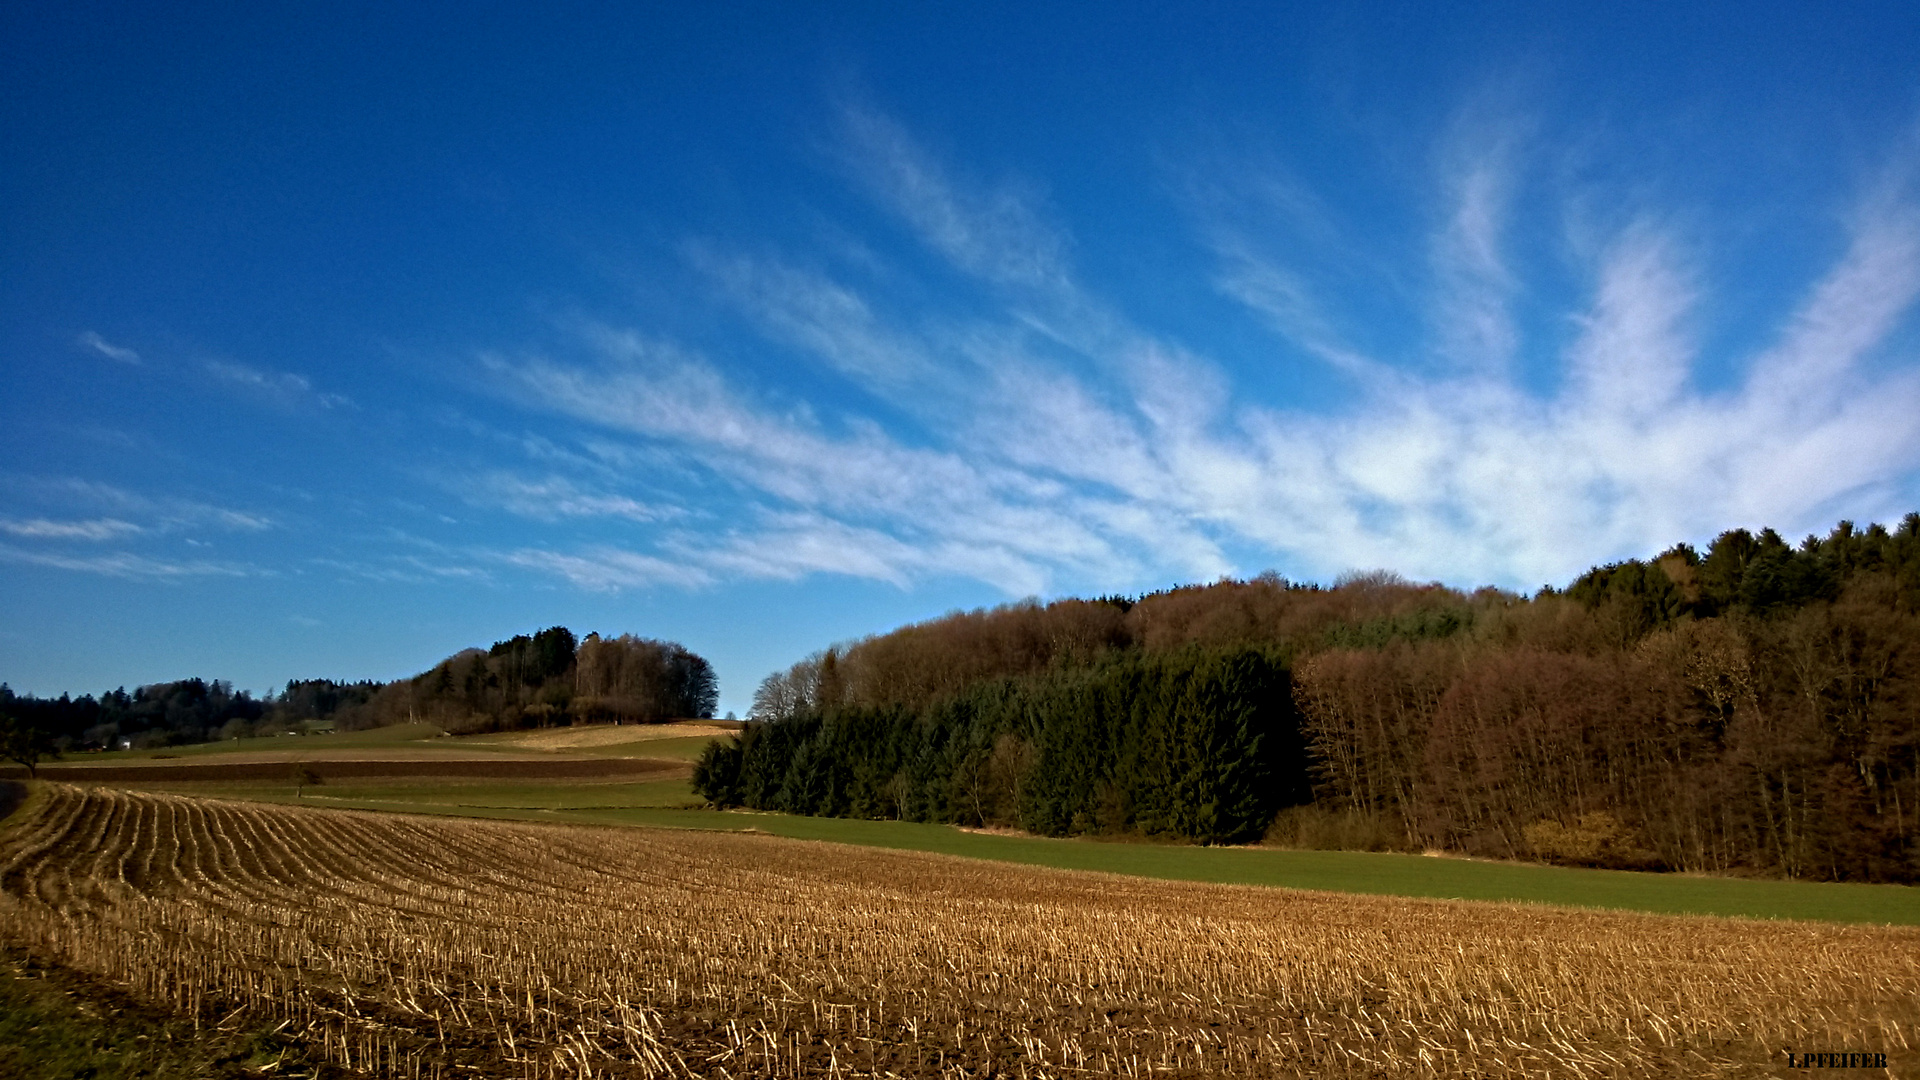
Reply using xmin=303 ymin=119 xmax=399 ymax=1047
xmin=2 ymin=784 xmax=1915 ymax=1078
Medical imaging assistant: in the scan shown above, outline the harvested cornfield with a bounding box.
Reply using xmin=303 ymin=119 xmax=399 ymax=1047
xmin=1 ymin=785 xmax=1914 ymax=1078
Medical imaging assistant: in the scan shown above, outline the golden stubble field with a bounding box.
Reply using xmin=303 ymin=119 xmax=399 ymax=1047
xmin=1 ymin=785 xmax=1914 ymax=1079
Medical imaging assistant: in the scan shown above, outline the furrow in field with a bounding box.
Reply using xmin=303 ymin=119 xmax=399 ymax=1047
xmin=0 ymin=787 xmax=90 ymax=908
xmin=118 ymin=792 xmax=157 ymax=894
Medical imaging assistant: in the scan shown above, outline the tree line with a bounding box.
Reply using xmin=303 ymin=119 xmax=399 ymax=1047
xmin=1 ymin=677 xmax=270 ymax=756
xmin=393 ymin=628 xmax=718 ymax=731
xmin=1 ymin=627 xmax=718 ymax=756
xmin=697 ymin=646 xmax=1301 ymax=844
xmin=698 ymin=515 xmax=1920 ymax=881
xmin=1296 ymin=519 xmax=1920 ymax=881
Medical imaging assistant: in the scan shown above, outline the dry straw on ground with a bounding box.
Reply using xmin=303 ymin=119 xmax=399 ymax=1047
xmin=2 ymin=784 xmax=1914 ymax=1078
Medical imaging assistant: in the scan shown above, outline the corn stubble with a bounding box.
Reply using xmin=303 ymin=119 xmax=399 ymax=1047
xmin=1 ymin=786 xmax=1913 ymax=1078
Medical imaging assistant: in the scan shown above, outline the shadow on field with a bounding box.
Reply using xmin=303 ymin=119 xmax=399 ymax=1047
xmin=1 ymin=946 xmax=327 ymax=1080
xmin=0 ymin=780 xmax=25 ymax=822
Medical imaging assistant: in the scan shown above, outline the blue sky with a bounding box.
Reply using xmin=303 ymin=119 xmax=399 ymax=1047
xmin=5 ymin=2 xmax=1920 ymax=713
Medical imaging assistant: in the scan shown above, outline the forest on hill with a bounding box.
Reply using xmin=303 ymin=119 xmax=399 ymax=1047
xmin=695 ymin=515 xmax=1920 ymax=882
xmin=0 ymin=627 xmax=717 ymax=753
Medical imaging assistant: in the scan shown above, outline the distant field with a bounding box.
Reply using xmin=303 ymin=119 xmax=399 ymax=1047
xmin=506 ymin=732 xmax=719 ymax=762
xmin=81 ymin=720 xmax=453 ymax=759
xmin=24 ymin=757 xmax=688 ymax=783
xmin=11 ymin=718 xmax=719 ymax=837
xmin=25 ymin=719 xmax=724 ymax=766
xmin=462 ymin=721 xmax=737 ymax=751
xmin=3 ymin=785 xmax=1914 ymax=1079
xmin=124 ymin=776 xmax=705 ymax=812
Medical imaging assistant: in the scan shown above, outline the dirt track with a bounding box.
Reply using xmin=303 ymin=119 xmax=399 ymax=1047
xmin=3 ymin=757 xmax=688 ymax=782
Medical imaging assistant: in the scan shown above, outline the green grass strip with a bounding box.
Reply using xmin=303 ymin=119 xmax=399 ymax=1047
xmin=293 ymin=795 xmax=1919 ymax=927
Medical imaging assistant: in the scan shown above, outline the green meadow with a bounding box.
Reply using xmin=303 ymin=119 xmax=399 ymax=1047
xmin=54 ymin=723 xmax=721 ymax=765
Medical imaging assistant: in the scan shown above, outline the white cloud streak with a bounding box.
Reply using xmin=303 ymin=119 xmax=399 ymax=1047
xmin=0 ymin=543 xmax=254 ymax=580
xmin=461 ymin=472 xmax=672 ymax=524
xmin=685 ymin=245 xmax=963 ymax=403
xmin=504 ymin=548 xmax=711 ymax=591
xmin=17 ymin=478 xmax=273 ymax=534
xmin=77 ymin=331 xmax=140 ymax=364
xmin=0 ymin=517 xmax=142 ymax=541
xmin=206 ymin=360 xmax=352 ymax=409
xmin=1430 ymin=121 xmax=1522 ymax=374
xmin=837 ymin=106 xmax=1070 ymax=290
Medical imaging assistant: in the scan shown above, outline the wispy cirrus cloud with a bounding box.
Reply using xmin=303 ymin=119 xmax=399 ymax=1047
xmin=8 ymin=477 xmax=273 ymax=534
xmin=77 ymin=331 xmax=140 ymax=364
xmin=0 ymin=517 xmax=142 ymax=541
xmin=503 ymin=547 xmax=711 ymax=591
xmin=483 ymin=106 xmax=1920 ymax=597
xmin=0 ymin=477 xmax=282 ymax=584
xmin=0 ymin=542 xmax=255 ymax=580
xmin=205 ymin=360 xmax=352 ymax=409
xmin=835 ymin=105 xmax=1070 ymax=290
xmin=1206 ymin=152 xmax=1920 ymax=583
xmin=310 ymin=553 xmax=493 ymax=586
xmin=493 ymin=320 xmax=1193 ymax=595
xmin=685 ymin=244 xmax=960 ymax=401
xmin=458 ymin=472 xmax=674 ymax=524
xmin=1429 ymin=124 xmax=1522 ymax=374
